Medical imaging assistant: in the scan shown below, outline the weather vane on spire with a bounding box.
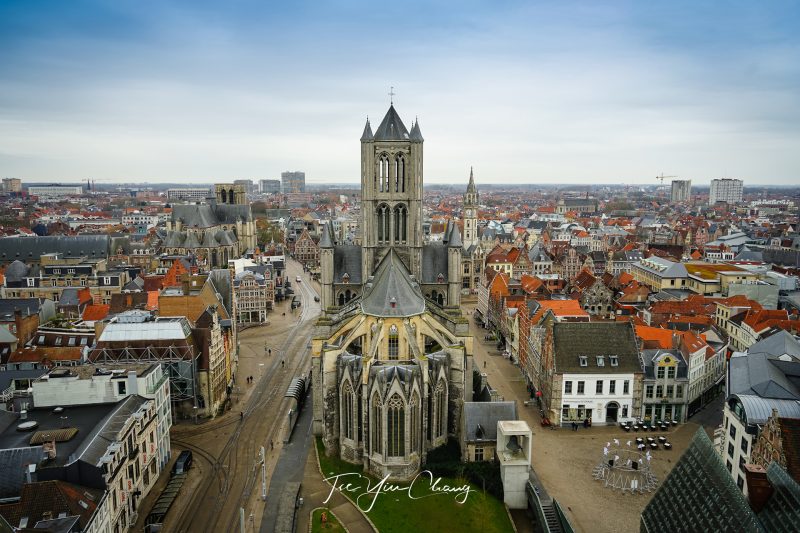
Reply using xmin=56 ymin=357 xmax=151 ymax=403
xmin=388 ymin=86 xmax=395 ymax=105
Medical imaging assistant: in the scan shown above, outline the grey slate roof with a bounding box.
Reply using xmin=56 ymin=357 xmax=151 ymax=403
xmin=361 ymin=250 xmax=425 ymax=317
xmin=421 ymin=245 xmax=448 ymax=283
xmin=641 ymin=428 xmax=762 ymax=533
xmin=319 ymin=223 xmax=333 ymax=249
xmin=207 ymin=270 xmax=233 ymax=317
xmin=171 ymin=203 xmax=252 ymax=228
xmin=0 ymin=299 xmax=42 ymax=321
xmin=409 ymin=120 xmax=423 ymax=142
xmin=360 ymin=118 xmax=373 ymax=142
xmin=466 ymin=167 xmax=476 ymax=194
xmin=749 ymin=330 xmax=800 ymax=359
xmin=641 ymin=349 xmax=688 ymax=379
xmin=553 ymin=322 xmax=641 ymax=374
xmin=730 ymin=394 xmax=800 ymax=425
xmin=728 ymin=351 xmax=800 ymax=400
xmin=463 ymin=401 xmax=517 ymax=442
xmin=447 ymin=223 xmax=462 ymax=248
xmin=72 ymin=395 xmax=149 ymax=466
xmin=4 ymin=261 xmax=30 ymax=282
xmin=373 ymin=105 xmax=409 ymax=141
xmin=333 ymin=245 xmax=362 ymax=284
xmin=0 ymin=446 xmax=44 ymax=498
xmin=0 ymin=235 xmax=122 ymax=263
xmin=57 ymin=288 xmax=79 ymax=308
xmin=763 ymin=247 xmax=800 ymax=268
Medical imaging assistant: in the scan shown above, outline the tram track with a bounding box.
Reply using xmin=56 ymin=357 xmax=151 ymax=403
xmin=168 ymin=261 xmax=319 ymax=532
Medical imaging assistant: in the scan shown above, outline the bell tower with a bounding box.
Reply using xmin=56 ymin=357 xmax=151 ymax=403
xmin=463 ymin=167 xmax=479 ymax=249
xmin=360 ymin=104 xmax=424 ymax=280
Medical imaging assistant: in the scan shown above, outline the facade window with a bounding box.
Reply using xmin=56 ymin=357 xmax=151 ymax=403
xmin=118 ymin=382 xmax=126 ymax=395
xmin=609 ymin=380 xmax=616 ymax=394
xmin=728 ymin=442 xmax=735 ymax=458
xmin=667 ymin=367 xmax=676 ymax=379
xmin=388 ymin=325 xmax=399 ymax=360
xmin=739 ymin=456 xmax=746 ymax=471
xmin=564 ymin=381 xmax=573 ymax=394
xmin=371 ymin=394 xmax=382 ymax=455
xmin=596 ymin=381 xmax=603 ymax=394
xmin=730 ymin=425 xmax=737 ymax=440
xmin=623 ymin=380 xmax=630 ymax=395
xmin=676 ymin=385 xmax=683 ymax=398
xmin=622 ymin=405 xmax=628 ymax=418
xmin=740 ymin=437 xmax=748 ymax=454
xmin=656 ymin=385 xmax=663 ymax=398
xmin=474 ymin=447 xmax=484 ymax=462
xmin=577 ymin=381 xmax=585 ymax=395
xmin=657 ymin=367 xmax=665 ymax=379
xmin=666 ymin=385 xmax=674 ymax=398
xmin=387 ymin=394 xmax=405 ymax=458
xmin=737 ymin=476 xmax=744 ymax=490
xmin=726 ymin=460 xmax=733 ymax=473
xmin=342 ymin=382 xmax=354 ymax=440
xmin=435 ymin=380 xmax=447 ymax=438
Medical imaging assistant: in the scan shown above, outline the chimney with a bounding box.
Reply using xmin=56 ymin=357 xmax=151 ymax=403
xmin=127 ymin=370 xmax=138 ymax=395
xmin=744 ymin=463 xmax=773 ymax=513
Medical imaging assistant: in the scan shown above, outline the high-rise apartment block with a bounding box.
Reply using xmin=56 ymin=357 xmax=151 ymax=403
xmin=281 ymin=171 xmax=305 ymax=193
xmin=709 ymin=178 xmax=743 ymax=205
xmin=259 ymin=179 xmax=281 ymax=194
xmin=670 ymin=179 xmax=692 ymax=203
xmin=2 ymin=178 xmax=22 ymax=193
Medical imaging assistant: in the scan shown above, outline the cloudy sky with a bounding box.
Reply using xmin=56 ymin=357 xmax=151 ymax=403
xmin=2 ymin=1 xmax=798 ymax=185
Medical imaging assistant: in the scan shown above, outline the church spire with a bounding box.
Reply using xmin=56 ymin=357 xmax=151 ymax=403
xmin=467 ymin=166 xmax=476 ymax=193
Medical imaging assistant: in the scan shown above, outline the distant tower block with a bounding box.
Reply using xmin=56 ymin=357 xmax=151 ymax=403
xmin=497 ymin=420 xmax=532 ymax=509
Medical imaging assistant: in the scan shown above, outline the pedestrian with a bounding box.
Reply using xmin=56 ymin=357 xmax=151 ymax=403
xmin=270 ymin=440 xmax=273 ymax=451
xmin=240 ymin=412 xmax=244 ymax=420
xmin=281 ymin=360 xmax=285 ymax=369
xmin=572 ymin=421 xmax=577 ymax=431
xmin=483 ymin=361 xmax=487 ymax=369
xmin=268 ymin=349 xmax=272 ymax=357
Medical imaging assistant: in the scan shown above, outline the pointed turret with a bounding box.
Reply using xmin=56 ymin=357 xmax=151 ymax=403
xmin=410 ymin=118 xmax=424 ymax=142
xmin=448 ymin=222 xmax=462 ymax=248
xmin=467 ymin=166 xmax=476 ymax=193
xmin=320 ymin=222 xmax=334 ymax=248
xmin=360 ymin=117 xmax=373 ymax=142
xmin=374 ymin=105 xmax=409 ymax=141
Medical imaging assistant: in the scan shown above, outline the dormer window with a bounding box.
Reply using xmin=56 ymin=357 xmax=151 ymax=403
xmin=437 ymin=273 xmax=445 ymax=283
xmin=610 ymin=355 xmax=619 ymax=367
xmin=579 ymin=356 xmax=588 ymax=367
xmin=596 ymin=356 xmax=605 ymax=367
xmin=342 ymin=273 xmax=350 ymax=284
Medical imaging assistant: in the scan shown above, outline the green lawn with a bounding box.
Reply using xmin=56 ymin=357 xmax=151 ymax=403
xmin=311 ymin=508 xmax=346 ymax=533
xmin=315 ymin=438 xmax=514 ymax=533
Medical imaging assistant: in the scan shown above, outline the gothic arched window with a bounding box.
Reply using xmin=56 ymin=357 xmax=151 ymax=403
xmin=434 ymin=379 xmax=447 ymax=438
xmin=388 ymin=325 xmax=399 ymax=360
xmin=338 ymin=293 xmax=345 ymax=306
xmin=378 ymin=154 xmax=389 ymax=193
xmin=342 ymin=381 xmax=354 ymax=440
xmin=394 ymin=154 xmax=405 ymax=192
xmin=387 ymin=393 xmax=405 ymax=457
xmin=410 ymin=391 xmax=419 ymax=453
xmin=371 ymin=393 xmax=382 ymax=455
xmin=376 ymin=204 xmax=390 ymax=244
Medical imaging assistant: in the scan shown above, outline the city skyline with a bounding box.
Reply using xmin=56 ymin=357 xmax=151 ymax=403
xmin=2 ymin=1 xmax=799 ymax=185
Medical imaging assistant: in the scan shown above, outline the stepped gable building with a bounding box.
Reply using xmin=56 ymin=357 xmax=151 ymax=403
xmin=313 ymin=104 xmax=474 ymax=481
xmin=162 ymin=183 xmax=256 ymax=268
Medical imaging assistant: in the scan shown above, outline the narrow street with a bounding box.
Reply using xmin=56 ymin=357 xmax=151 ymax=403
xmin=139 ymin=259 xmax=321 ymax=533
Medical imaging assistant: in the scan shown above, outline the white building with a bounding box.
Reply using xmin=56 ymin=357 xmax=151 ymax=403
xmin=32 ymin=363 xmax=172 ymax=469
xmin=718 ymin=331 xmax=800 ymax=494
xmin=28 ymin=185 xmax=84 ymax=199
xmin=121 ymin=213 xmax=160 ymax=228
xmin=166 ymin=188 xmax=211 ymax=202
xmin=709 ymin=178 xmax=743 ymax=205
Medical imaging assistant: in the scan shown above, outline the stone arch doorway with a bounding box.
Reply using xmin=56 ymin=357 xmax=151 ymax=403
xmin=606 ymin=401 xmax=620 ymax=423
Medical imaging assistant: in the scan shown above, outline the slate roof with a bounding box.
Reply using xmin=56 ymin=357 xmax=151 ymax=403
xmin=553 ymin=322 xmax=641 ymax=374
xmin=641 ymin=428 xmax=762 ymax=533
xmin=728 ymin=351 xmax=800 ymax=400
xmin=71 ymin=395 xmax=149 ymax=467
xmin=730 ymin=394 xmax=800 ymax=425
xmin=0 ymin=446 xmax=45 ymax=499
xmin=4 ymin=261 xmax=29 ymax=282
xmin=333 ymin=246 xmax=362 ymax=284
xmin=373 ymin=105 xmax=409 ymax=141
xmin=207 ymin=269 xmax=233 ymax=318
xmin=0 ymin=235 xmax=122 ymax=263
xmin=409 ymin=119 xmax=424 ymax=142
xmin=0 ymin=480 xmax=102 ymax=530
xmin=463 ymin=401 xmax=517 ymax=442
xmin=421 ymin=245 xmax=448 ymax=283
xmin=641 ymin=349 xmax=688 ymax=379
xmin=361 ymin=250 xmax=425 ymax=317
xmin=360 ymin=118 xmax=373 ymax=141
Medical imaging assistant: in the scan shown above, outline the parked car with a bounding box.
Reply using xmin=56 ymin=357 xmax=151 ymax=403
xmin=296 ymin=276 xmax=302 ymax=282
xmin=172 ymin=450 xmax=193 ymax=475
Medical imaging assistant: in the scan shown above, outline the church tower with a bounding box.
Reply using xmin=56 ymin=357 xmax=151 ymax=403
xmin=360 ymin=105 xmax=424 ymax=280
xmin=463 ymin=167 xmax=479 ymax=249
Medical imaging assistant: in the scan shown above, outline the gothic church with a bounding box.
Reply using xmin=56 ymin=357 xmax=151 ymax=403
xmin=312 ymin=105 xmax=474 ymax=481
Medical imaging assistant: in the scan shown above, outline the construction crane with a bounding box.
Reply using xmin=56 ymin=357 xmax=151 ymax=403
xmin=655 ymin=174 xmax=678 ymax=199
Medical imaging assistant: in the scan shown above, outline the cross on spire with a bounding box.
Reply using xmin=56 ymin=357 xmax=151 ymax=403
xmin=388 ymin=86 xmax=395 ymax=105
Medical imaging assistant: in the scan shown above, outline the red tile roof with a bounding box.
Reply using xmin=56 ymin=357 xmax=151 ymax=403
xmin=82 ymin=304 xmax=110 ymax=322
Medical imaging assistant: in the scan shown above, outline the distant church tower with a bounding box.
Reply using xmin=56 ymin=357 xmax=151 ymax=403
xmin=463 ymin=167 xmax=479 ymax=249
xmin=360 ymin=106 xmax=424 ymax=280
